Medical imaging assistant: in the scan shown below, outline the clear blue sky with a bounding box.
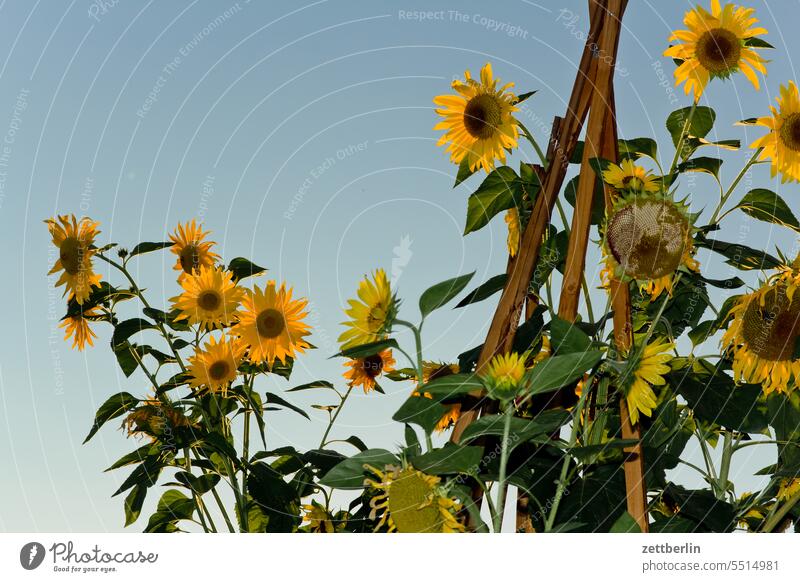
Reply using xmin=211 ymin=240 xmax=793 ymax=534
xmin=1 ymin=0 xmax=799 ymax=531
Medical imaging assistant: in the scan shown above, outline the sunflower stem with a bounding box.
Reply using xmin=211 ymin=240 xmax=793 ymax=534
xmin=492 ymin=402 xmax=515 ymax=533
xmin=518 ymin=121 xmax=548 ymax=168
xmin=761 ymin=487 xmax=800 ymax=533
xmin=708 ymin=147 xmax=763 ymax=224
xmin=319 ymin=384 xmax=354 ymax=449
xmin=666 ymin=101 xmax=697 ymax=182
xmin=717 ymin=430 xmax=733 ymax=501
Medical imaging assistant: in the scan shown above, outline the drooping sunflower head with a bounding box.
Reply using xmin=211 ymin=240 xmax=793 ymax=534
xmin=752 ymin=81 xmax=800 ymax=183
xmin=122 ymin=398 xmax=195 ymax=440
xmin=722 ymin=282 xmax=800 ymax=395
xmin=187 ymin=334 xmax=245 ymax=396
xmin=482 ymin=351 xmax=527 ymax=401
xmin=343 ymin=349 xmax=396 ymax=393
xmin=338 ymin=269 xmax=397 ymax=350
xmin=505 ymin=207 xmax=521 ymax=257
xmin=602 ymin=159 xmax=660 ymax=193
xmin=233 ymin=281 xmax=311 ymax=365
xmin=59 ymin=306 xmax=102 ymax=351
xmin=169 ymin=219 xmax=220 ymax=277
xmin=45 ymin=214 xmax=103 ymax=305
xmin=603 ymin=193 xmax=698 ymax=297
xmin=623 ymin=337 xmax=674 ymax=425
xmin=664 ymin=1 xmax=768 ymax=101
xmin=171 ymin=265 xmax=243 ymax=330
xmin=365 ymin=464 xmax=465 ymax=533
xmin=433 ymin=63 xmax=520 ymax=173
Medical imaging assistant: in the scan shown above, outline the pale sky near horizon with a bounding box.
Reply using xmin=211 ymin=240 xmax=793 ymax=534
xmin=1 ymin=0 xmax=800 ymax=531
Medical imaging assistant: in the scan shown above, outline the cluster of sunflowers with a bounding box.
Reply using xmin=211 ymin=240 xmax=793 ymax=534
xmin=50 ymin=0 xmax=800 ymax=533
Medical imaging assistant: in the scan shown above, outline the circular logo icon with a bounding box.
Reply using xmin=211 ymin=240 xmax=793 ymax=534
xmin=20 ymin=542 xmax=46 ymax=570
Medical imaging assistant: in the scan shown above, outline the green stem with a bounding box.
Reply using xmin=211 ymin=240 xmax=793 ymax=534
xmin=319 ymin=385 xmax=354 ymax=449
xmin=666 ymin=102 xmax=697 ymax=181
xmin=761 ymin=488 xmax=800 ymax=533
xmin=493 ymin=403 xmax=515 ymax=533
xmin=708 ymin=147 xmax=762 ymax=224
xmin=717 ymin=431 xmax=733 ymax=500
xmin=518 ymin=121 xmax=548 ymax=168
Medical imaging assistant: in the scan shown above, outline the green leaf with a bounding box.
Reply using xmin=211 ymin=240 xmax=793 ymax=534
xmin=666 ymin=106 xmax=715 ymax=147
xmin=113 ymin=454 xmax=164 ymax=497
xmin=247 ymin=462 xmax=301 ymax=532
xmin=514 ymin=90 xmax=537 ymax=105
xmin=564 ymin=174 xmax=605 ymax=226
xmin=695 ymin=235 xmax=781 ymax=270
xmin=319 ymin=449 xmax=399 ymax=489
xmin=84 ymin=392 xmax=139 ymax=443
xmin=455 ymin=274 xmax=507 ymax=308
xmin=286 ymin=380 xmax=335 ymax=392
xmin=734 ymin=188 xmax=800 ymax=232
xmin=550 ymin=316 xmax=591 ymax=354
xmin=676 ymin=156 xmax=723 ymax=180
xmin=175 ymin=472 xmax=220 ymax=495
xmin=411 ymin=444 xmax=484 ymax=475
xmin=618 ymin=137 xmax=658 ymax=161
xmin=460 ymin=409 xmax=570 ymax=450
xmin=144 ymin=490 xmax=195 ymax=533
xmin=392 ymin=396 xmax=449 ymax=434
xmin=524 ymin=350 xmax=604 ymax=396
xmin=610 ymin=511 xmax=641 ymax=533
xmin=123 ymin=485 xmax=147 ymax=527
xmin=454 ymin=156 xmax=477 ymax=187
xmin=662 ymin=483 xmax=735 ymax=532
xmin=111 ymin=318 xmax=156 ymax=347
xmin=105 ymin=443 xmax=158 ymax=472
xmin=530 ymin=228 xmax=568 ymax=291
xmin=128 ymin=241 xmax=171 ymax=257
xmin=568 ymin=439 xmax=640 ymax=462
xmin=464 ymin=166 xmax=524 ymax=234
xmin=343 ymin=435 xmax=368 ymax=452
xmin=334 ymin=338 xmax=399 ymax=359
xmin=420 ymin=373 xmax=483 ymax=401
xmin=687 ymin=320 xmax=715 ymax=347
xmin=265 ymin=392 xmax=309 ymax=420
xmin=744 ymin=36 xmax=774 ymax=49
xmin=404 ymin=424 xmax=421 ymax=457
xmin=766 ymin=393 xmax=800 ymax=475
xmin=227 ymin=257 xmax=267 ymax=281
xmin=419 ymin=272 xmax=475 ymax=318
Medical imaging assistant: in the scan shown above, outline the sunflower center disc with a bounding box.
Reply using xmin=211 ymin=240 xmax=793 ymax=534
xmin=463 ymin=94 xmax=502 ymax=140
xmin=741 ymin=286 xmax=800 ymax=361
xmin=780 ymin=113 xmax=800 ymax=152
xmin=696 ymin=28 xmax=741 ymax=74
xmin=606 ymin=199 xmax=689 ymax=280
xmin=60 ymin=237 xmax=84 ymax=275
xmin=362 ymin=354 xmax=384 ymax=379
xmin=179 ymin=244 xmax=201 ymax=273
xmin=208 ymin=360 xmax=231 ymax=381
xmin=387 ymin=470 xmax=442 ymax=533
xmin=256 ymin=308 xmax=285 ymax=338
xmin=197 ymin=290 xmax=222 ymax=311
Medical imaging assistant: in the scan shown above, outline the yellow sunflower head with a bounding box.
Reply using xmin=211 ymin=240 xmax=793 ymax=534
xmin=122 ymin=398 xmax=195 ymax=440
xmin=338 ymin=269 xmax=397 ymax=350
xmin=59 ymin=306 xmax=102 ymax=351
xmin=365 ymin=464 xmax=465 ymax=533
xmin=187 ymin=334 xmax=245 ymax=396
xmin=602 ymin=160 xmax=660 ymax=193
xmin=171 ymin=265 xmax=243 ymax=330
xmin=169 ymin=219 xmax=220 ymax=277
xmin=343 ymin=349 xmax=396 ymax=393
xmin=603 ymin=193 xmax=699 ymax=298
xmin=664 ymin=0 xmax=768 ymax=101
xmin=505 ymin=207 xmax=521 ymax=257
xmin=233 ymin=281 xmax=311 ymax=365
xmin=45 ymin=214 xmax=103 ymax=305
xmin=624 ymin=337 xmax=674 ymax=425
xmin=722 ymin=282 xmax=800 ymax=395
xmin=777 ymin=477 xmax=800 ymax=501
xmin=301 ymin=501 xmax=342 ymax=533
xmin=433 ymin=62 xmax=520 ymax=173
xmin=752 ymin=81 xmax=800 ymax=183
xmin=482 ymin=351 xmax=527 ymax=401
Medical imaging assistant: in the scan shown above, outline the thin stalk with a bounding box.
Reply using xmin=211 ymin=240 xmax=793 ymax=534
xmin=717 ymin=430 xmax=733 ymax=500
xmin=319 ymin=385 xmax=354 ymax=448
xmin=519 ymin=121 xmax=548 ymax=168
xmin=184 ymin=447 xmax=211 ymax=533
xmin=708 ymin=148 xmax=762 ymax=225
xmin=493 ymin=404 xmax=515 ymax=533
xmin=761 ymin=488 xmax=800 ymax=533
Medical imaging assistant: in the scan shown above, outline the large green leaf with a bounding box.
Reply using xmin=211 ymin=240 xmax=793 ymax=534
xmin=734 ymin=188 xmax=800 ymax=232
xmin=411 ymin=444 xmax=484 ymax=475
xmin=695 ymin=235 xmax=781 ymax=270
xmin=392 ymin=396 xmax=449 ymax=434
xmin=420 ymin=373 xmax=483 ymax=401
xmin=549 ymin=316 xmax=591 ymax=355
xmin=455 ymin=274 xmax=507 ymax=308
xmin=419 ymin=272 xmax=475 ymax=318
xmin=459 ymin=409 xmax=570 ymax=449
xmin=111 ymin=318 xmax=156 ymax=348
xmin=247 ymin=462 xmax=301 ymax=532
xmin=666 ymin=106 xmax=715 ymax=156
xmin=676 ymin=156 xmax=723 ymax=180
xmin=334 ymin=338 xmax=398 ymax=359
xmin=524 ymin=350 xmax=604 ymax=396
xmin=128 ymin=241 xmax=171 ymax=257
xmin=84 ymin=392 xmax=139 ymax=443
xmin=319 ymin=449 xmax=399 ymax=489
xmin=144 ymin=489 xmax=195 ymax=533
xmin=464 ymin=166 xmax=524 ymax=234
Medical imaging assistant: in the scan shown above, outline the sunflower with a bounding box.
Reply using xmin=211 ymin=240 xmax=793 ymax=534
xmin=187 ymin=334 xmax=245 ymax=395
xmin=169 ymin=219 xmax=220 ymax=277
xmin=482 ymin=351 xmax=527 ymax=401
xmin=234 ymin=281 xmax=311 ymax=365
xmin=777 ymin=478 xmax=800 ymax=501
xmin=433 ymin=63 xmax=520 ymax=173
xmin=736 ymin=492 xmax=770 ymax=531
xmin=602 ymin=160 xmax=660 ymax=193
xmin=623 ymin=337 xmax=674 ymax=425
xmin=343 ymin=349 xmax=396 ymax=393
xmin=59 ymin=306 xmax=101 ymax=351
xmin=505 ymin=207 xmax=521 ymax=257
xmin=171 ymin=265 xmax=242 ymax=330
xmin=122 ymin=398 xmax=195 ymax=440
xmin=751 ymin=81 xmax=800 ymax=183
xmin=338 ymin=269 xmax=396 ymax=350
xmin=364 ymin=464 xmax=465 ymax=533
xmin=301 ymin=501 xmax=342 ymax=533
xmin=663 ymin=1 xmax=768 ymax=101
xmin=45 ymin=215 xmax=102 ymax=305
xmin=722 ymin=282 xmax=800 ymax=395
xmin=413 ymin=362 xmax=462 ymax=432
xmin=603 ymin=193 xmax=699 ymax=298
